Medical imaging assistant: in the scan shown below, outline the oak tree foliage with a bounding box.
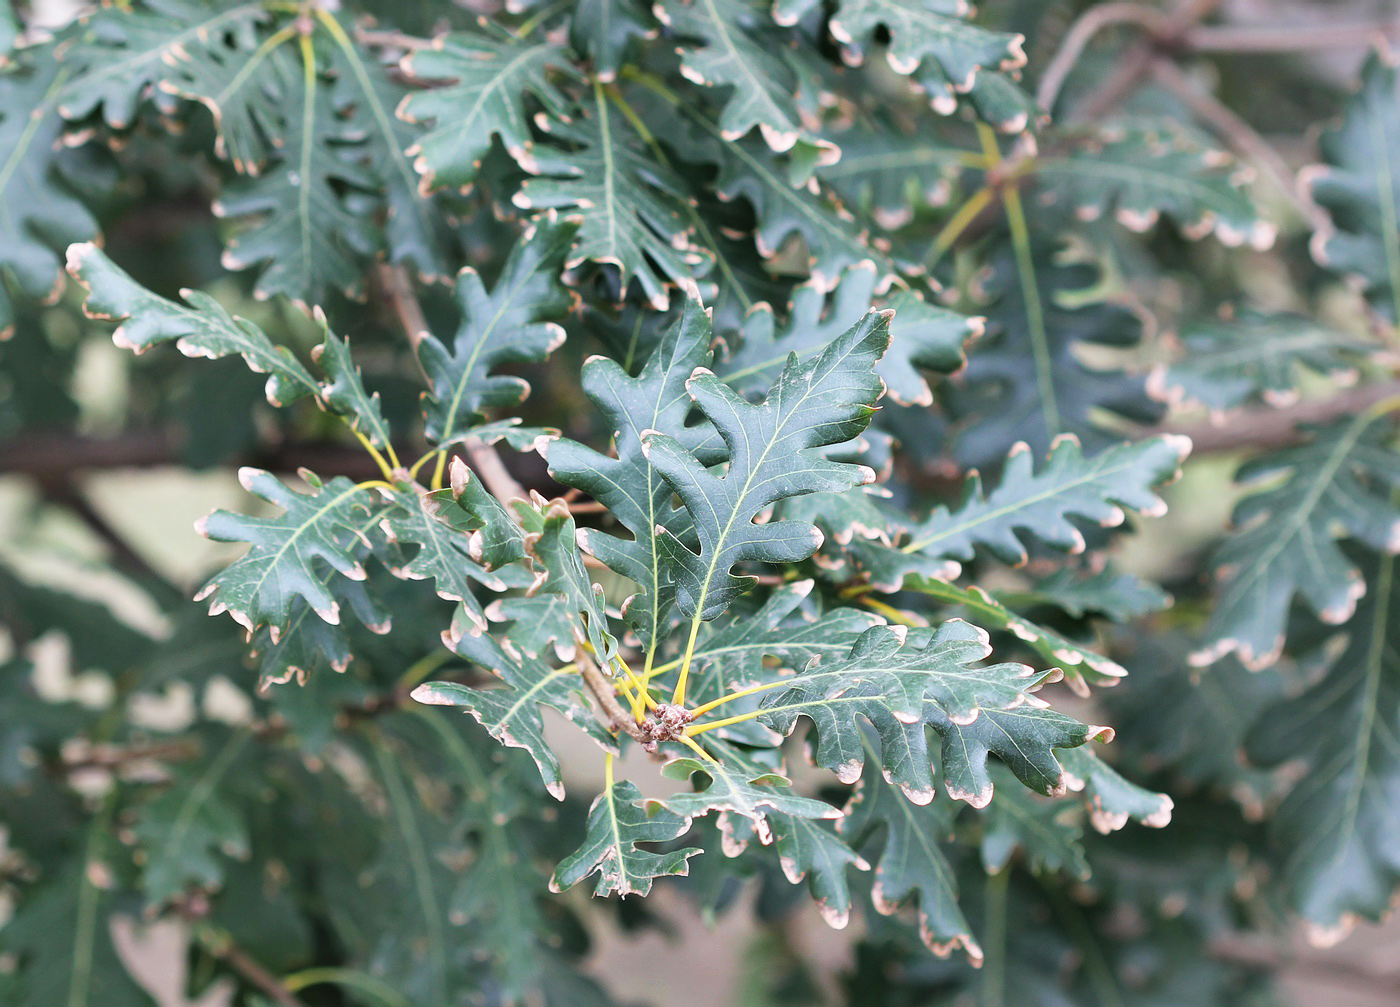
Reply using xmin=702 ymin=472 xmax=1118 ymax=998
xmin=2 ymin=2 xmax=1398 ymax=1005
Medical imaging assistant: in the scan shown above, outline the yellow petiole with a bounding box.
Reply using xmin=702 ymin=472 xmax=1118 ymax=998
xmin=684 ymin=708 xmax=768 ymax=737
xmin=686 ymin=679 xmax=789 ymax=719
xmin=352 ymin=429 xmax=397 ymax=482
xmin=675 ymin=733 xmax=719 ymax=763
xmin=855 ymin=595 xmax=926 ymax=627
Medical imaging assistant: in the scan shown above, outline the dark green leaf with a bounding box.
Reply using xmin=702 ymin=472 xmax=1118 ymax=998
xmin=194 ymin=469 xmax=378 ymax=633
xmin=517 ymin=87 xmax=706 ymax=309
xmin=68 ymin=242 xmax=319 ymax=405
xmin=1194 ymin=412 xmax=1400 ymax=669
xmin=550 ymin=779 xmax=700 ymax=896
xmin=1034 ymin=120 xmax=1274 ymax=248
xmin=418 ymin=215 xmax=576 ymax=445
xmin=645 ymin=310 xmax=889 ymax=619
xmin=0 ymin=56 xmax=99 ymax=337
xmin=1245 ymin=552 xmax=1400 ymax=937
xmin=399 ymin=31 xmax=574 ymax=192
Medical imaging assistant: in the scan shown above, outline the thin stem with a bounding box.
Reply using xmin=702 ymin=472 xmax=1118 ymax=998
xmin=1001 ymin=180 xmax=1062 ymax=439
xmin=687 ymin=678 xmax=791 ymax=719
xmin=516 ymin=0 xmax=573 ymax=37
xmin=195 ymin=924 xmax=307 ymax=1007
xmin=926 ymin=185 xmax=996 ymax=269
xmin=671 ymin=613 xmax=705 ymax=708
xmin=980 ymin=868 xmax=1011 ymax=1007
xmin=605 ymin=750 xmax=616 ymax=788
xmin=353 ymin=479 xmax=398 ymax=495
xmin=407 ymin=448 xmax=438 ymax=482
xmin=856 ymin=595 xmax=926 ymax=627
xmin=1186 ymin=21 xmax=1400 ymax=52
xmin=580 ymin=655 xmax=649 ymax=743
xmin=352 ymin=429 xmax=396 ymax=481
xmin=397 ymin=650 xmax=457 ymax=690
xmin=282 ymin=968 xmax=411 ymax=1007
xmin=685 ymin=707 xmax=770 ymax=736
xmin=676 ymin=733 xmax=719 ymax=764
xmin=614 ymin=656 xmax=658 ymax=716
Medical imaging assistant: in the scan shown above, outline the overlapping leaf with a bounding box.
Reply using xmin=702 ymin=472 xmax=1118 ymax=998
xmin=398 ymin=30 xmax=573 ymax=192
xmin=753 ymin=621 xmax=1054 ymax=802
xmin=414 ymin=630 xmax=613 ymax=800
xmin=0 ymin=56 xmax=100 ymax=338
xmin=418 ymin=215 xmax=576 ymax=445
xmin=644 ymin=310 xmax=889 ymax=620
xmin=322 ymin=16 xmax=449 ymax=279
xmin=720 ymin=260 xmax=980 ymax=407
xmin=703 ymin=128 xmax=887 ymax=287
xmin=214 ymin=38 xmax=380 ymax=306
xmin=523 ymin=497 xmax=622 ymax=664
xmin=919 ymin=702 xmax=1112 ymax=812
xmin=1147 ymin=311 xmax=1367 ymax=414
xmin=783 ymin=0 xmax=1026 ymax=123
xmin=548 ymin=296 xmax=720 ymax=648
xmin=848 ymin=434 xmax=1190 ymax=591
xmin=1034 ymin=121 xmax=1274 ymax=249
xmin=67 ymin=242 xmax=318 ymax=406
xmin=571 ymin=0 xmax=654 ymax=81
xmin=1304 ymin=45 xmax=1400 ymax=321
xmin=56 ymin=0 xmax=269 ymax=129
xmin=134 ymin=729 xmax=252 ymax=903
xmin=841 ymin=758 xmax=976 ymax=959
xmin=517 ymin=88 xmax=706 ymax=308
xmin=1057 ymin=746 xmax=1173 ymax=834
xmin=816 ymin=123 xmax=969 ymax=228
xmin=550 ymin=780 xmax=699 ymax=897
xmin=977 ymin=765 xmax=1089 ymax=879
xmin=1193 ymin=412 xmax=1400 ymax=669
xmin=426 ymin=457 xmax=530 ymax=573
xmin=659 ymin=739 xmax=840 ymax=843
xmin=193 ymin=469 xmax=379 ymax=633
xmin=902 ymin=575 xmax=1126 ymax=696
xmin=659 ymin=0 xmax=835 ymax=164
xmin=948 ymin=244 xmax=1164 ymax=466
xmin=1245 ymin=552 xmax=1400 ymax=937
xmin=769 ymin=813 xmax=870 ymax=929
xmin=380 ymin=487 xmax=515 ymax=635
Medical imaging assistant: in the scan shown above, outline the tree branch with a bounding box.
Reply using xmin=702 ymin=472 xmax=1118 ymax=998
xmin=194 ymin=924 xmax=307 ymax=1007
xmin=1187 ymin=21 xmax=1400 ymax=52
xmin=1144 ymin=380 xmax=1400 ymax=454
xmin=1036 ymin=3 xmax=1169 ymax=113
xmin=1149 ymin=58 xmax=1326 ymax=228
xmin=1060 ymin=0 xmax=1222 ymax=123
xmin=579 ymin=654 xmax=647 ymax=744
xmin=0 ymin=430 xmax=383 ymax=481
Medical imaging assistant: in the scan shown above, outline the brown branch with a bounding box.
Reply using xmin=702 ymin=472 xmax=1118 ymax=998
xmin=38 ymin=477 xmax=170 ymax=585
xmin=579 ymin=654 xmax=647 ymax=744
xmin=355 ymin=27 xmax=435 ymax=50
xmin=1063 ymin=0 xmax=1223 ymax=123
xmin=1187 ymin=21 xmax=1400 ymax=52
xmin=1145 ymin=380 xmax=1400 ymax=454
xmin=1210 ymin=933 xmax=1400 ymax=994
xmin=194 ymin=925 xmax=306 ymax=1007
xmin=1036 ymin=3 xmax=1169 ymax=112
xmin=0 ymin=430 xmax=383 ymax=482
xmin=1149 ymin=58 xmax=1326 ymax=228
